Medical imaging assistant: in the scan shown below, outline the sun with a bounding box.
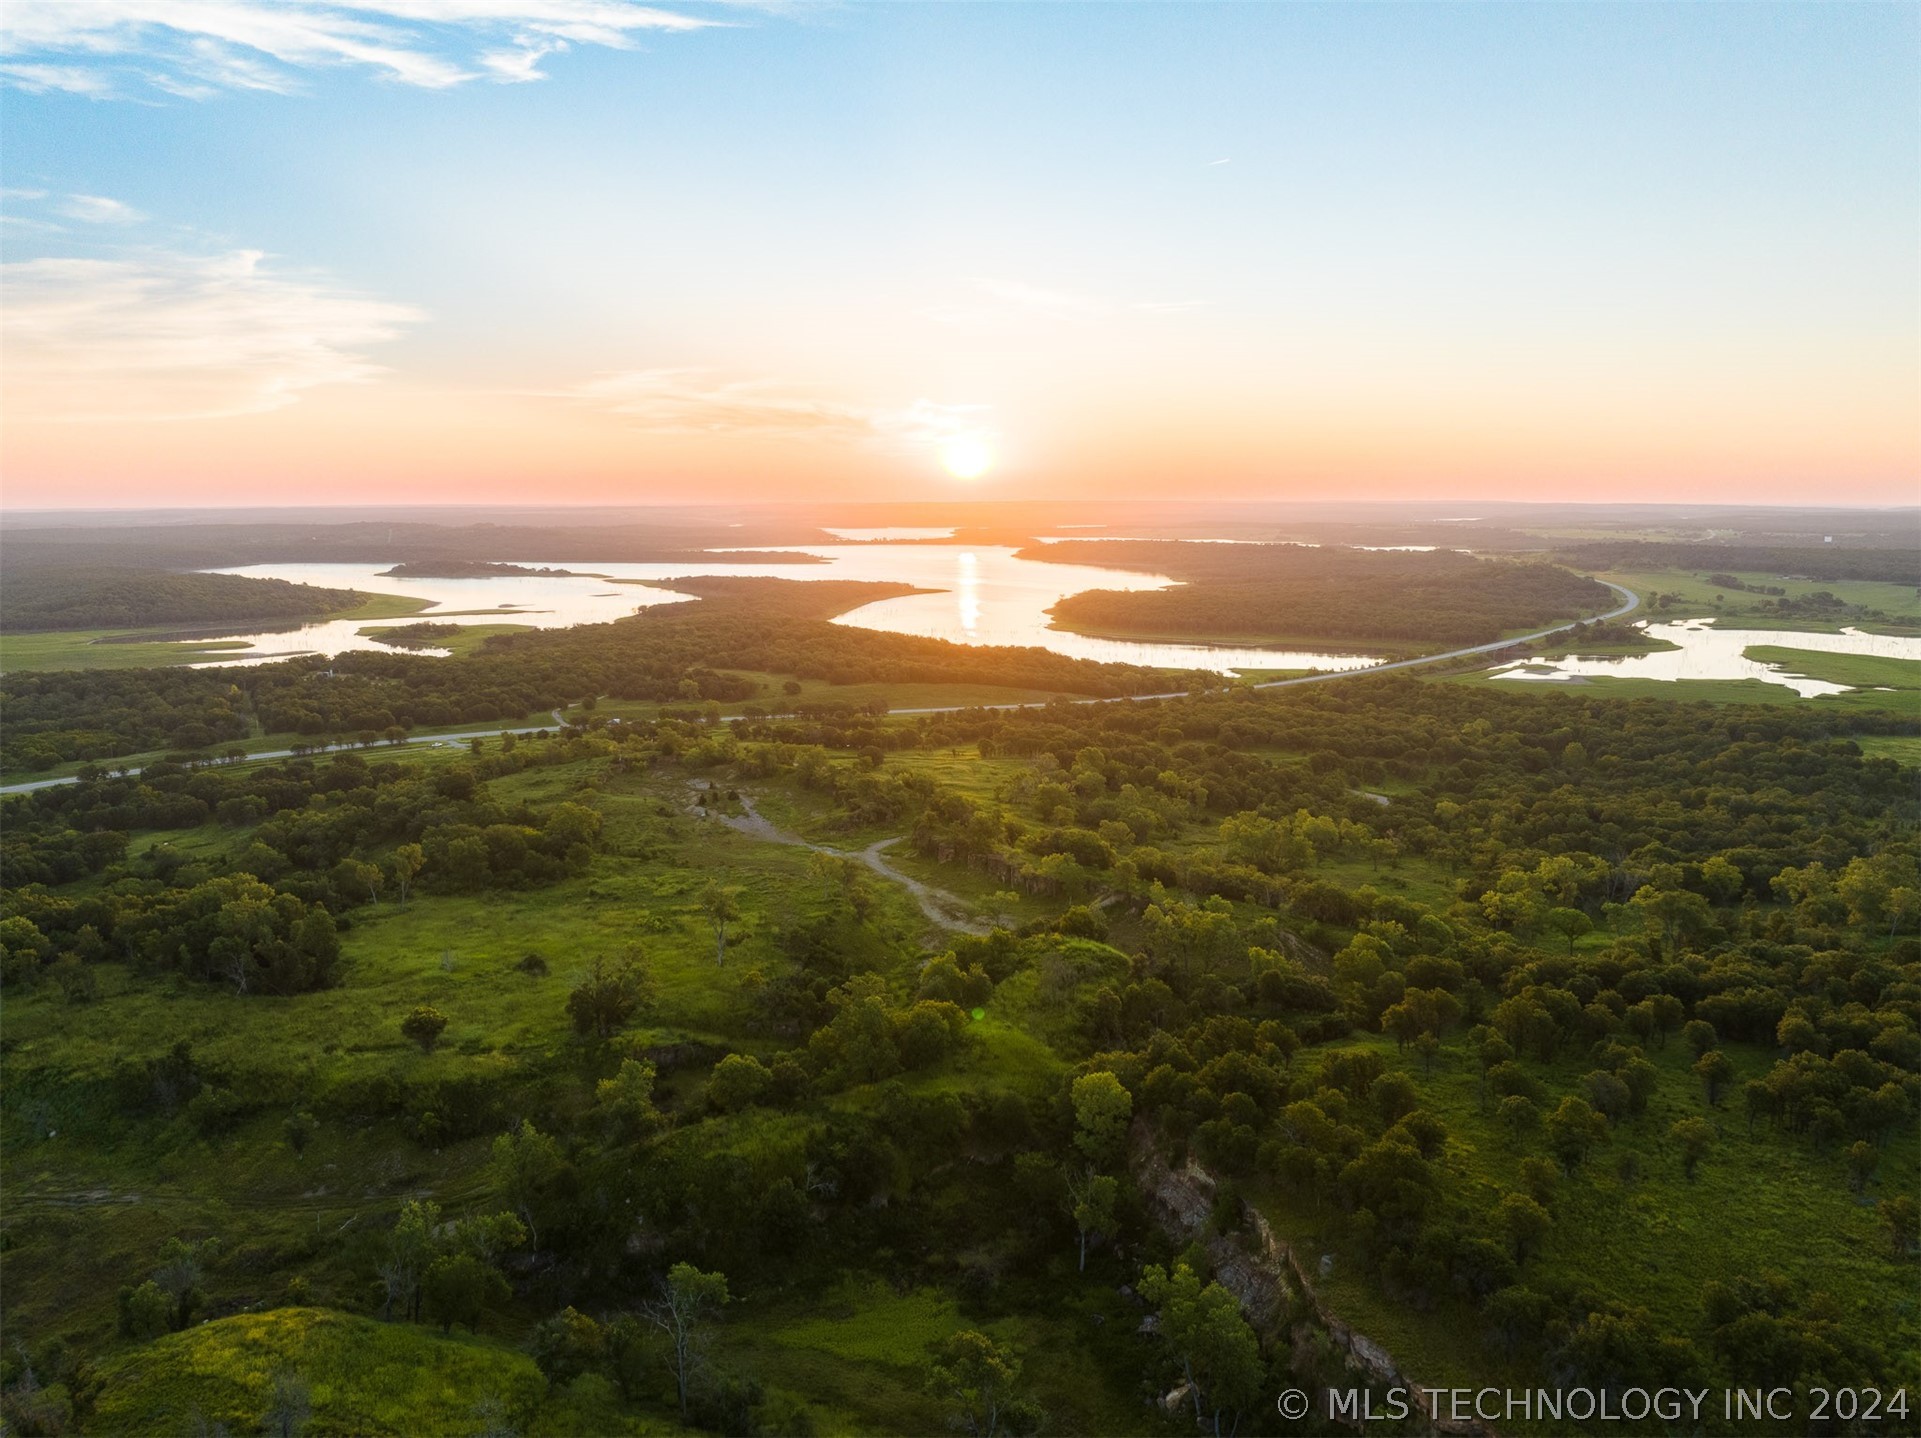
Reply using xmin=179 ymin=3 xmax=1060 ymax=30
xmin=941 ymin=436 xmax=994 ymax=480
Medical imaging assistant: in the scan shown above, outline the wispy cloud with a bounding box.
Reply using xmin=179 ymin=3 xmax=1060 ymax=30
xmin=0 ymin=60 xmax=117 ymax=95
xmin=565 ymin=369 xmax=989 ymax=453
xmin=2 ymin=248 xmax=424 ymax=420
xmin=0 ymin=1 xmax=722 ymax=98
xmin=57 ymin=193 xmax=146 ymax=225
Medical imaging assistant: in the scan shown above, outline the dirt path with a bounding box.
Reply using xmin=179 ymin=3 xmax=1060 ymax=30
xmin=687 ymin=782 xmax=986 ymax=934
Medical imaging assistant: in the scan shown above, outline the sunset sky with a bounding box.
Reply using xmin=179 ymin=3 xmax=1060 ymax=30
xmin=2 ymin=1 xmax=1915 ymax=508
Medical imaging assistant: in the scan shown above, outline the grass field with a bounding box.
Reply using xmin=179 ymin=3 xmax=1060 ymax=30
xmin=569 ymin=671 xmax=1087 ymax=725
xmin=359 ymin=622 xmax=537 ymax=657
xmin=1743 ymin=645 xmax=1920 ymax=705
xmin=1597 ymin=569 xmax=1919 ymax=632
xmin=1446 ymin=668 xmax=1921 ymax=714
xmin=0 ymin=592 xmax=433 ymax=673
xmin=1857 ymin=735 xmax=1921 ymax=766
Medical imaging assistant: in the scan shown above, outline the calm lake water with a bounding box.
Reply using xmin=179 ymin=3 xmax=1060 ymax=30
xmin=1491 ymin=619 xmax=1921 ymax=698
xmin=195 ymin=545 xmax=1383 ymax=675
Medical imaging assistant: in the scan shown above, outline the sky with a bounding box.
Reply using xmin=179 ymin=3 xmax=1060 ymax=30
xmin=1 ymin=1 xmax=1915 ymax=509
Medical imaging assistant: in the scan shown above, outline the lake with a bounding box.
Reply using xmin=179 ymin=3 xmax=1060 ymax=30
xmin=1490 ymin=618 xmax=1921 ymax=697
xmin=194 ymin=544 xmax=1384 ymax=675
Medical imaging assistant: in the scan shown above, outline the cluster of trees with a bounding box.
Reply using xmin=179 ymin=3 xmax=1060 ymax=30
xmin=1 ymin=741 xmax=607 ymax=995
xmin=1032 ymin=541 xmax=1611 ymax=645
xmin=0 ymin=567 xmax=363 ymax=633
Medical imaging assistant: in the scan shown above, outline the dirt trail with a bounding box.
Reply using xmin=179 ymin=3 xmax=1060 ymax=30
xmin=687 ymin=782 xmax=986 ymax=934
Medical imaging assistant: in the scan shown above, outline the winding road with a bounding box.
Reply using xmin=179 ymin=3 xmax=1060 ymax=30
xmin=687 ymin=782 xmax=986 ymax=933
xmin=0 ymin=583 xmax=1638 ymax=798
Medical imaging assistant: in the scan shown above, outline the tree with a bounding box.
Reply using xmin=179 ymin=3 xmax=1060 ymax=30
xmin=1518 ymin=1157 xmax=1558 ymax=1207
xmin=698 ymin=882 xmax=742 ymax=967
xmin=1671 ymin=1117 xmax=1714 ymax=1180
xmin=1544 ymin=1097 xmax=1606 ymax=1174
xmin=1682 ymin=1019 xmax=1718 ymax=1058
xmin=643 ymin=1263 xmax=730 ymax=1421
xmin=566 ymin=954 xmax=653 ymax=1040
xmin=152 ymin=1236 xmax=217 ymax=1331
xmin=400 ymin=1005 xmax=448 ymax=1054
xmin=390 ymin=843 xmax=424 ymax=908
xmin=1694 ymin=1050 xmax=1734 ymax=1106
xmin=490 ymin=1121 xmax=563 ymax=1250
xmin=1879 ymin=1196 xmax=1919 ymax=1257
xmin=1412 ymin=1032 xmax=1440 ymax=1075
xmin=1545 ymin=907 xmax=1592 ymax=955
xmin=1498 ymin=1192 xmax=1551 ymax=1262
xmin=1497 ymin=1095 xmax=1538 ymax=1141
xmin=117 ymin=1280 xmax=172 ymax=1340
xmin=1071 ymin=1071 xmax=1133 ymax=1168
xmin=1066 ymin=1169 xmax=1119 ymax=1272
xmin=595 ymin=1057 xmax=662 ymax=1142
xmin=380 ymin=1198 xmax=440 ymax=1322
xmin=1846 ymin=1140 xmax=1878 ymax=1194
xmin=708 ymin=1052 xmax=773 ymax=1113
xmin=422 ymin=1253 xmax=509 ymax=1333
xmin=1138 ymin=1261 xmax=1264 ymax=1437
xmin=531 ymin=1307 xmax=605 ymax=1387
xmin=925 ymin=1330 xmax=1041 ymax=1438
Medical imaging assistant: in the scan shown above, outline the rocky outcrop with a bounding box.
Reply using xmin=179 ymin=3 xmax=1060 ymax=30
xmin=1131 ymin=1132 xmax=1492 ymax=1437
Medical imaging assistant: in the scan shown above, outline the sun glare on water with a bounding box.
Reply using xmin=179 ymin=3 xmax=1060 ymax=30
xmin=942 ymin=437 xmax=994 ymax=480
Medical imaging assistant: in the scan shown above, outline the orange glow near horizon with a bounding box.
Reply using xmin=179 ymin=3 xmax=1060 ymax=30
xmin=3 ymin=358 xmax=1914 ymax=509
xmin=2 ymin=5 xmax=1914 ymax=511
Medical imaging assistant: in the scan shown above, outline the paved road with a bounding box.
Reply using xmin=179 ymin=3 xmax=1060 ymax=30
xmin=0 ymin=583 xmax=1638 ymax=798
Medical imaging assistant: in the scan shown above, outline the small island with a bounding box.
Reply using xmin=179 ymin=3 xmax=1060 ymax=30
xmin=364 ymin=621 xmax=466 ymax=649
xmin=377 ymin=561 xmax=582 ymax=579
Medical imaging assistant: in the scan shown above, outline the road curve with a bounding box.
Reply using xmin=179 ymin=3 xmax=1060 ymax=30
xmin=0 ymin=583 xmax=1638 ymax=798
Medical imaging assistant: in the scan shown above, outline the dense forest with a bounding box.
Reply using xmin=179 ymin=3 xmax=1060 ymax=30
xmin=1033 ymin=543 xmax=1611 ymax=647
xmin=2 ymin=627 xmax=1915 ymax=1433
xmin=0 ymin=580 xmax=1208 ymax=771
xmin=0 ymin=570 xmax=365 ymax=634
xmin=0 ymin=520 xmax=834 ymax=577
xmin=1557 ymin=543 xmax=1919 ymax=584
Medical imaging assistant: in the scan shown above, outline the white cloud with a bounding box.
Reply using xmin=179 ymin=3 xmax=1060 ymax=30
xmin=57 ymin=193 xmax=145 ymax=224
xmin=566 ymin=369 xmax=989 ymax=453
xmin=2 ymin=248 xmax=424 ymax=420
xmin=0 ymin=60 xmax=117 ymax=95
xmin=0 ymin=1 xmax=721 ymax=97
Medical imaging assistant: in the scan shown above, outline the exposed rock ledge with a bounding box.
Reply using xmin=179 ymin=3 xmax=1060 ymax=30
xmin=1131 ymin=1134 xmax=1492 ymax=1437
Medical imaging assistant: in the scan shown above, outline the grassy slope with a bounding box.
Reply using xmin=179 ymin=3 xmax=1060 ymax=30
xmin=88 ymin=1307 xmax=670 ymax=1437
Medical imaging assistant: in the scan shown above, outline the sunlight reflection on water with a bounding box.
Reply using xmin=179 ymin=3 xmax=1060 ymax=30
xmin=191 ymin=545 xmax=1383 ymax=675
